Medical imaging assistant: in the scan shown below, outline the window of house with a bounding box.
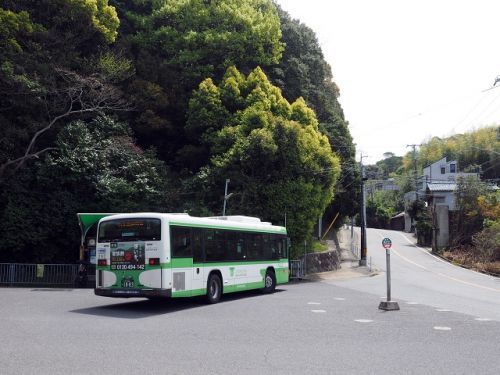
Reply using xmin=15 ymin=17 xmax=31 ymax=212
xmin=440 ymin=167 xmax=445 ymax=174
xmin=449 ymin=163 xmax=456 ymax=173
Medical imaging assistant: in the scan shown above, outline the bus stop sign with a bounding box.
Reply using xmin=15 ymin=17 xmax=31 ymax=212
xmin=382 ymin=238 xmax=392 ymax=249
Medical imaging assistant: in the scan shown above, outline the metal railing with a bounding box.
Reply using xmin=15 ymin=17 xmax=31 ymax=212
xmin=289 ymin=259 xmax=305 ymax=279
xmin=0 ymin=263 xmax=80 ymax=287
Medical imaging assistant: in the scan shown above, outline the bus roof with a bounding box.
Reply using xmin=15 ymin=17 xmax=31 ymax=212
xmin=98 ymin=213 xmax=287 ymax=234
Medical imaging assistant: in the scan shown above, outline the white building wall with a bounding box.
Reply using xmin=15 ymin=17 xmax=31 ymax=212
xmin=423 ymin=157 xmax=458 ymax=184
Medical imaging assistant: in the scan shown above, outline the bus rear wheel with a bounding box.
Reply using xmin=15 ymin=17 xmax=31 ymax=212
xmin=262 ymin=269 xmax=276 ymax=294
xmin=206 ymin=273 xmax=222 ymax=304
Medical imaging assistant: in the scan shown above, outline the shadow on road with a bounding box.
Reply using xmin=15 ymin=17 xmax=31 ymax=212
xmin=70 ymin=289 xmax=285 ymax=319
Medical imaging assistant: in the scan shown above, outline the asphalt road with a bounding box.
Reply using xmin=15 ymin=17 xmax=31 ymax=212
xmin=1 ymin=261 xmax=499 ymax=375
xmin=334 ymin=227 xmax=500 ymax=321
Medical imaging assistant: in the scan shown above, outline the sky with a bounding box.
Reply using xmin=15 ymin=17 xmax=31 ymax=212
xmin=275 ymin=0 xmax=500 ymax=164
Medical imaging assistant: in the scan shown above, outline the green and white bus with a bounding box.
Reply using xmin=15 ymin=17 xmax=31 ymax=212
xmin=95 ymin=213 xmax=289 ymax=303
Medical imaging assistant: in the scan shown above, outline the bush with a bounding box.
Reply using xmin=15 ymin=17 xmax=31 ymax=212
xmin=472 ymin=222 xmax=500 ymax=262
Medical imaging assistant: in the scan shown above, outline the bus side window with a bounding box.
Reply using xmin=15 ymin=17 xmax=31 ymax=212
xmin=227 ymin=231 xmax=245 ymax=260
xmin=270 ymin=234 xmax=282 ymax=260
xmin=263 ymin=234 xmax=273 ymax=260
xmin=192 ymin=228 xmax=203 ymax=263
xmin=171 ymin=226 xmax=192 ymax=258
xmin=205 ymin=229 xmax=225 ymax=261
xmin=246 ymin=233 xmax=263 ymax=260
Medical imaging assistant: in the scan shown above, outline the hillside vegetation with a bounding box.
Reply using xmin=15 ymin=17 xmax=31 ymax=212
xmin=0 ymin=0 xmax=356 ymax=262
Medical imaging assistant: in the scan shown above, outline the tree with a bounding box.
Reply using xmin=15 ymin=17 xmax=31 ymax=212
xmin=404 ymin=127 xmax=499 ymax=179
xmin=111 ymin=0 xmax=284 ymax=164
xmin=453 ymin=176 xmax=489 ymax=246
xmin=187 ymin=66 xmax=340 ymax=254
xmin=376 ymin=152 xmax=403 ymax=178
xmin=0 ymin=1 xmax=122 ymax=179
xmin=0 ymin=116 xmax=174 ymax=263
xmin=0 ymin=69 xmax=130 ymax=179
xmin=472 ymin=190 xmax=500 ymax=262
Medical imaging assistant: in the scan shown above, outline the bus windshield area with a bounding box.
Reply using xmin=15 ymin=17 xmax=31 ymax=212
xmin=98 ymin=218 xmax=161 ymax=242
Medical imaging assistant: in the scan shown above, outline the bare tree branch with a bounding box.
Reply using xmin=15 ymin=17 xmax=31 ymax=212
xmin=0 ymin=68 xmax=132 ymax=179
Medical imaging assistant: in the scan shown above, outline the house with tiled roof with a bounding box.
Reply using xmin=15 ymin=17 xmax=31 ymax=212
xmin=402 ymin=157 xmax=479 ymax=236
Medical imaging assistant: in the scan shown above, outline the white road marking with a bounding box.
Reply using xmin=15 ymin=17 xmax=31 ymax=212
xmin=406 ymin=302 xmax=419 ymax=305
xmin=376 ymin=232 xmax=428 ymax=270
xmin=434 ymin=326 xmax=452 ymax=331
xmin=474 ymin=317 xmax=492 ymax=321
xmin=307 ymin=302 xmax=321 ymax=305
xmin=311 ymin=309 xmax=326 ymax=313
xmin=436 ymin=309 xmax=452 ymax=312
xmin=354 ymin=319 xmax=373 ymax=323
xmin=374 ymin=231 xmax=500 ymax=292
xmin=334 ymin=297 xmax=346 ymax=301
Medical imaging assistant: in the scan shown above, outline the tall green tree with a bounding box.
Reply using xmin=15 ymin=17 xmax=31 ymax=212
xmin=187 ymin=66 xmax=340 ymax=253
xmin=110 ymin=0 xmax=284 ymax=164
xmin=0 ymin=0 xmax=121 ymax=179
xmin=0 ymin=116 xmax=174 ymax=263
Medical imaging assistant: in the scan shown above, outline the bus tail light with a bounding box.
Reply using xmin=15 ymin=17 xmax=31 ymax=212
xmin=149 ymin=258 xmax=160 ymax=266
xmin=98 ymin=259 xmax=107 ymax=266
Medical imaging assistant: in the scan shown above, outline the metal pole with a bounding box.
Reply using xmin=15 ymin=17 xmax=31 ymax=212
xmin=379 ymin=246 xmax=399 ymax=311
xmin=222 ymin=179 xmax=230 ymax=216
xmin=304 ymin=240 xmax=307 ymax=276
xmin=360 ymin=154 xmax=367 ymax=266
xmin=386 ymin=249 xmax=391 ymax=302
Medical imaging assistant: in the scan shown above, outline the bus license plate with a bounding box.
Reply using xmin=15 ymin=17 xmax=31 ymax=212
xmin=121 ymin=278 xmax=134 ymax=288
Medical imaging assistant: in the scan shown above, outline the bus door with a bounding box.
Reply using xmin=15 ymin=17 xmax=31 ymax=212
xmin=204 ymin=229 xmax=235 ymax=291
xmin=170 ymin=226 xmax=194 ymax=296
xmin=191 ymin=229 xmax=204 ymax=292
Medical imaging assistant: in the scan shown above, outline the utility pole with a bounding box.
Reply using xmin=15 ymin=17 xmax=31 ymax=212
xmin=359 ymin=153 xmax=368 ymax=266
xmin=406 ymin=144 xmax=420 ymax=196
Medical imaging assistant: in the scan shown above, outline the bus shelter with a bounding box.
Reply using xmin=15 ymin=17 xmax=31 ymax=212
xmin=77 ymin=213 xmax=115 ymax=263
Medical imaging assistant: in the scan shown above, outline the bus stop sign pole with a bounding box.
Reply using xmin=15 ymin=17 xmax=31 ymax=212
xmin=379 ymin=238 xmax=400 ymax=311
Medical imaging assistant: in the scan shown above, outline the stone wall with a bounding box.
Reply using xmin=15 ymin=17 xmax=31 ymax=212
xmin=303 ymin=249 xmax=341 ymax=274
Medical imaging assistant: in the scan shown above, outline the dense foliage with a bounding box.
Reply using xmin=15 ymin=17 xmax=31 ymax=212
xmin=403 ymin=127 xmax=499 ymax=180
xmin=186 ymin=66 xmax=340 ymax=254
xmin=0 ymin=0 xmax=355 ymax=262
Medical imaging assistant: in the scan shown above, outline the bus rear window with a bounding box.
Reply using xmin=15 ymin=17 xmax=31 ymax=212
xmin=98 ymin=218 xmax=161 ymax=242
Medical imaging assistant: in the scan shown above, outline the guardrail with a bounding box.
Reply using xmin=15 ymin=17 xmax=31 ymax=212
xmin=0 ymin=263 xmax=81 ymax=287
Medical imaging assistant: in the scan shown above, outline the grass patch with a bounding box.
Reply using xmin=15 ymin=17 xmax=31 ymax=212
xmin=311 ymin=240 xmax=329 ymax=253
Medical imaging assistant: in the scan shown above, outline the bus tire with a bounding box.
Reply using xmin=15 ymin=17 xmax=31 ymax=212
xmin=206 ymin=273 xmax=222 ymax=304
xmin=262 ymin=269 xmax=276 ymax=294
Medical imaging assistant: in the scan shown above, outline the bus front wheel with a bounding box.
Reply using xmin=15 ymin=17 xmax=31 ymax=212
xmin=206 ymin=273 xmax=222 ymax=304
xmin=262 ymin=269 xmax=276 ymax=294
